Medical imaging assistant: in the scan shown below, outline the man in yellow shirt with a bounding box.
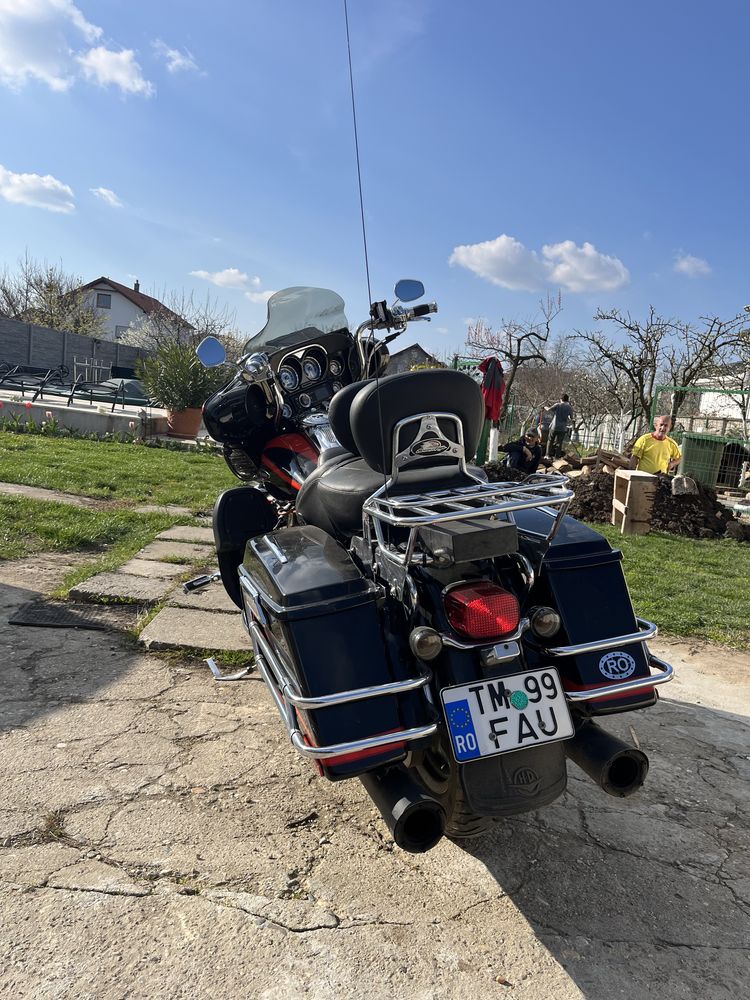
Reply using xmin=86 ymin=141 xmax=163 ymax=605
xmin=629 ymin=415 xmax=682 ymax=474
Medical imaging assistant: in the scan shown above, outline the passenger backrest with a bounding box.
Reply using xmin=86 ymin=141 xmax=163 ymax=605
xmin=349 ymin=369 xmax=484 ymax=475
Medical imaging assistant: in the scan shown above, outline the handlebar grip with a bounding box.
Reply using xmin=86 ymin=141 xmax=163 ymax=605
xmin=409 ymin=302 xmax=438 ymax=319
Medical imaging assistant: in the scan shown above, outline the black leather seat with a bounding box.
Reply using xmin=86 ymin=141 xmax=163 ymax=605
xmin=297 ymin=370 xmax=485 ymax=539
xmin=297 ymin=458 xmax=487 ymax=538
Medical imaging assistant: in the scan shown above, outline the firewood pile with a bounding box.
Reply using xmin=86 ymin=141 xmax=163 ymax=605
xmin=484 ymin=447 xmax=750 ymax=541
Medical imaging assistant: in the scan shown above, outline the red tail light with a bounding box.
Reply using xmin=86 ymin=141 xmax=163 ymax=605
xmin=444 ymin=582 xmax=520 ymax=640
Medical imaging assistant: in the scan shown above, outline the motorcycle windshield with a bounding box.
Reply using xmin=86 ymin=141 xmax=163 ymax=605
xmin=243 ymin=287 xmax=350 ymax=354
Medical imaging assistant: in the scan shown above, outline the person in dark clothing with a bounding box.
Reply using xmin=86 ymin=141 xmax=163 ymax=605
xmin=501 ymin=427 xmax=542 ymax=474
xmin=545 ymin=393 xmax=574 ymax=458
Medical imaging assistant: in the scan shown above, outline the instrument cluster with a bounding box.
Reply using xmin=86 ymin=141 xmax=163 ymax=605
xmin=276 ymin=343 xmax=347 ymax=418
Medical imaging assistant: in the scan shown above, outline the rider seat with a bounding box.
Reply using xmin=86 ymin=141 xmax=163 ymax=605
xmin=297 ymin=369 xmax=485 ymax=539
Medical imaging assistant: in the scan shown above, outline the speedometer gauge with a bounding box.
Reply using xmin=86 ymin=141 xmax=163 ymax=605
xmin=279 ymin=366 xmax=299 ymax=391
xmin=302 ymin=357 xmax=322 ymax=381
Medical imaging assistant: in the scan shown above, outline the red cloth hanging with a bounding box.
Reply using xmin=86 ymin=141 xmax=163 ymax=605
xmin=478 ymin=356 xmax=506 ymax=421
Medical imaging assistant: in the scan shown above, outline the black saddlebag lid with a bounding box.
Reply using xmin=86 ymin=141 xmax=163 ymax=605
xmin=246 ymin=525 xmax=376 ymax=619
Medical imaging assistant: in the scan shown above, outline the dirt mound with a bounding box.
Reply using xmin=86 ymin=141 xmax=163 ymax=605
xmin=564 ymin=469 xmax=749 ymax=541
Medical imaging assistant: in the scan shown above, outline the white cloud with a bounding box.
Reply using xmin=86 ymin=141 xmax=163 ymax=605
xmin=77 ymin=46 xmax=153 ymax=96
xmin=190 ymin=267 xmax=252 ymax=289
xmin=90 ymin=186 xmax=122 ymax=208
xmin=152 ymin=39 xmax=199 ymax=74
xmin=450 ymin=235 xmax=546 ymax=292
xmin=449 ymin=233 xmax=629 ymax=293
xmin=245 ymin=290 xmax=275 ymax=304
xmin=190 ymin=269 xmax=271 ymax=300
xmin=674 ymin=253 xmax=711 ymax=277
xmin=542 ymin=240 xmax=630 ymax=293
xmin=0 ymin=163 xmax=74 ymax=213
xmin=0 ymin=0 xmax=101 ymax=91
xmin=0 ymin=2 xmax=156 ymax=98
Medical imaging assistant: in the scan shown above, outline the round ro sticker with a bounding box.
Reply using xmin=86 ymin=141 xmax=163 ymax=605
xmin=598 ymin=650 xmax=637 ymax=680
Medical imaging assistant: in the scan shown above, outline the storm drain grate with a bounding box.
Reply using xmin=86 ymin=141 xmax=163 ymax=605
xmin=9 ymin=601 xmax=117 ymax=630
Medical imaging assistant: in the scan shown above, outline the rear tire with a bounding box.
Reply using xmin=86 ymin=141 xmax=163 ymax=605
xmin=412 ymin=739 xmax=491 ymax=840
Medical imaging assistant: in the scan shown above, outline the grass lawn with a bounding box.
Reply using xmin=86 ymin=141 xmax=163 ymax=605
xmin=0 ymin=495 xmax=180 ymax=593
xmin=0 ymin=432 xmax=236 ymax=510
xmin=591 ymin=523 xmax=750 ymax=649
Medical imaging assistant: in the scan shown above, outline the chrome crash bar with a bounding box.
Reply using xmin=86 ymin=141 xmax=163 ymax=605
xmin=531 ymin=618 xmax=674 ymax=702
xmin=542 ymin=617 xmax=659 ymax=657
xmin=248 ymin=620 xmax=437 ymax=760
xmin=564 ymin=654 xmax=674 ymax=702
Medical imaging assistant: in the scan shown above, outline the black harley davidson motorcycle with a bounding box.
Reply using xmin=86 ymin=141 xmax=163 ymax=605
xmin=194 ymin=280 xmax=673 ymax=853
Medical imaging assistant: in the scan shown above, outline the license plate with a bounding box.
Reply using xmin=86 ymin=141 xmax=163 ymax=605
xmin=441 ymin=667 xmax=574 ymax=762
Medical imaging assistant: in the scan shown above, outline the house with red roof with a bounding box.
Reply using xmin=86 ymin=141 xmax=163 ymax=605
xmin=79 ymin=277 xmax=191 ymax=342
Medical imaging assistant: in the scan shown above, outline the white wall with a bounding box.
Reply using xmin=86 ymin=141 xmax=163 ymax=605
xmin=84 ymin=283 xmax=145 ymax=341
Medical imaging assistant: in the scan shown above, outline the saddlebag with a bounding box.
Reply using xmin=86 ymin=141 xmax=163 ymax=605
xmin=518 ymin=512 xmax=657 ymax=714
xmin=241 ymin=526 xmax=433 ymax=779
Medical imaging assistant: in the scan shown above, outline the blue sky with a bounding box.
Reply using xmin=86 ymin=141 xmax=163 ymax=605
xmin=1 ymin=0 xmax=749 ymax=355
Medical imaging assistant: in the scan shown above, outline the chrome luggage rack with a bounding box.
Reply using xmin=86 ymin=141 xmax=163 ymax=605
xmin=363 ymin=472 xmax=575 ymax=567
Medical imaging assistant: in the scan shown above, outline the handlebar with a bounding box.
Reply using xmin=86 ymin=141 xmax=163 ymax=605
xmin=395 ymin=302 xmax=438 ymax=322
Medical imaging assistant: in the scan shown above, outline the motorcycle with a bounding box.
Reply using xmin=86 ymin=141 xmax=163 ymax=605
xmin=194 ymin=280 xmax=673 ymax=853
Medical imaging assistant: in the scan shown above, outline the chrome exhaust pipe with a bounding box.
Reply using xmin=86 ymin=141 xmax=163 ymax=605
xmin=360 ymin=767 xmax=446 ymax=853
xmin=565 ymin=722 xmax=649 ymax=797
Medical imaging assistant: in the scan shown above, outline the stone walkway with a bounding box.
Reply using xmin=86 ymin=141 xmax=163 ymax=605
xmin=68 ymin=523 xmax=250 ymax=654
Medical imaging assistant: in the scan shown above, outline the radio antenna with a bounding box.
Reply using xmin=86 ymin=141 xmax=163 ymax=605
xmin=343 ymin=0 xmax=372 ymax=306
xmin=343 ymin=0 xmax=390 ymax=496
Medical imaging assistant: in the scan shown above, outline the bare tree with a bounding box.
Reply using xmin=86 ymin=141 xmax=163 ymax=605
xmin=120 ymin=289 xmax=244 ymax=354
xmin=0 ymin=253 xmax=106 ymax=337
xmin=464 ymin=292 xmax=562 ymax=419
xmin=574 ymin=307 xmax=675 ymax=432
xmin=704 ymin=322 xmax=750 ymax=439
xmin=662 ymin=314 xmax=742 ymax=420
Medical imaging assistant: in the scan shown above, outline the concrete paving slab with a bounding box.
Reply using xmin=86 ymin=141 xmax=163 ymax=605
xmin=136 ymin=540 xmax=214 ymax=563
xmin=167 ymin=584 xmax=238 ymax=613
xmin=132 ymin=503 xmax=194 ymax=517
xmin=156 ymin=525 xmax=215 ymax=544
xmin=138 ymin=606 xmax=252 ymax=651
xmin=70 ymin=572 xmax=176 ymax=605
xmin=119 ymin=558 xmax=187 ymax=579
xmin=0 ymin=481 xmax=103 ymax=509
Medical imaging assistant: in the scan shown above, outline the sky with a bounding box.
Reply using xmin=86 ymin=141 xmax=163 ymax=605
xmin=1 ymin=0 xmax=749 ymax=356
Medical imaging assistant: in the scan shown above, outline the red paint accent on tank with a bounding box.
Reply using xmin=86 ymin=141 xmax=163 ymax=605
xmin=261 ymin=455 xmax=299 ymax=490
xmin=266 ymin=433 xmax=319 ymax=463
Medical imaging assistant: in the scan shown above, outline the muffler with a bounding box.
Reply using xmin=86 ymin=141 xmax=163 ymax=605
xmin=360 ymin=767 xmax=446 ymax=853
xmin=565 ymin=721 xmax=649 ymax=797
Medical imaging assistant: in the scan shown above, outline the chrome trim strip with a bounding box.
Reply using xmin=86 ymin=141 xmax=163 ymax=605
xmin=253 ymin=636 xmax=437 ymax=761
xmin=440 ymin=617 xmax=530 ymax=650
xmin=290 ymin=722 xmax=439 ymax=760
xmin=264 ymin=536 xmax=289 ymax=564
xmin=250 ymin=622 xmax=431 ymax=709
xmin=538 ymin=618 xmax=658 ymax=657
xmin=564 ymin=653 xmax=674 ymax=702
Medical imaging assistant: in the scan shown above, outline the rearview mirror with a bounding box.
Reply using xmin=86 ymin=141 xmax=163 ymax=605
xmin=196 ymin=336 xmax=226 ymax=367
xmin=394 ymin=278 xmax=425 ymax=303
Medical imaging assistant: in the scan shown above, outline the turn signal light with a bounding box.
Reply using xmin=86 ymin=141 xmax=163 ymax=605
xmin=444 ymin=582 xmax=520 ymax=640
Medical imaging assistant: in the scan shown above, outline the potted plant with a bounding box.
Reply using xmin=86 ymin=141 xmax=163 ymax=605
xmin=137 ymin=340 xmax=227 ymax=438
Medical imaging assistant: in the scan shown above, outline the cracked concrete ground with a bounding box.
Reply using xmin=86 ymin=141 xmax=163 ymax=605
xmin=1 ymin=556 xmax=748 ymax=999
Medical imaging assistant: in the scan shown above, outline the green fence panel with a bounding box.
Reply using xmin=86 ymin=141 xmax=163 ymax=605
xmin=678 ymin=432 xmax=726 ymax=487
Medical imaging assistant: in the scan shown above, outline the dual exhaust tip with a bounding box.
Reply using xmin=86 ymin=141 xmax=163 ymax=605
xmin=361 ymin=721 xmax=648 ymax=854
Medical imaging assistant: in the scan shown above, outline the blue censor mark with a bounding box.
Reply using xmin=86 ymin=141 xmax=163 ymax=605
xmin=445 ymin=699 xmax=481 ymax=761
